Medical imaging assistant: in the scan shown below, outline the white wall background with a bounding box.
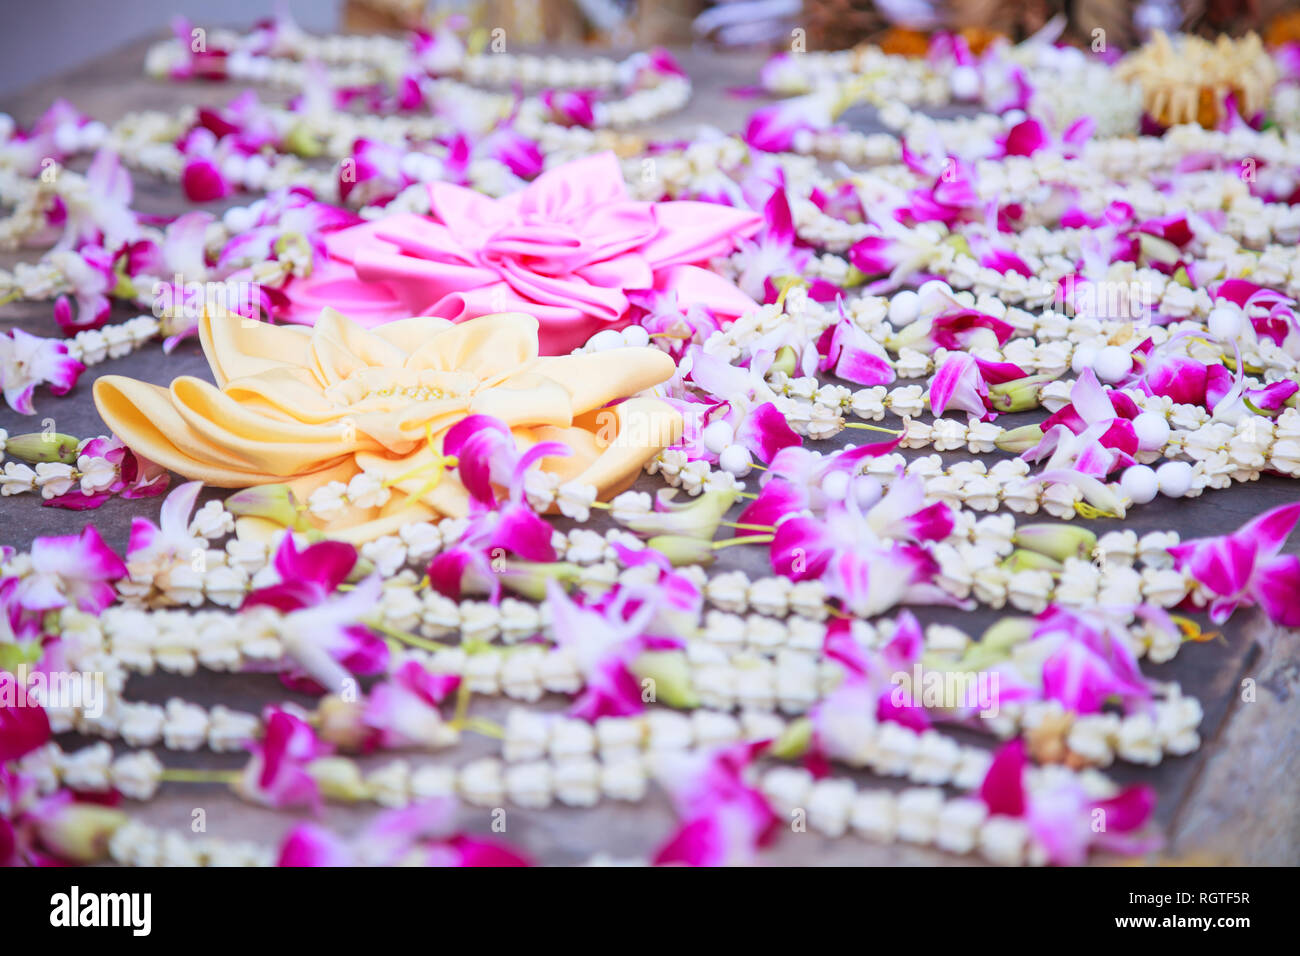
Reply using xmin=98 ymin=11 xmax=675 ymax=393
xmin=0 ymin=0 xmax=345 ymax=96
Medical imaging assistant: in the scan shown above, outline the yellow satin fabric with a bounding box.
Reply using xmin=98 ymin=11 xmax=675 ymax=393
xmin=94 ymin=308 xmax=682 ymax=542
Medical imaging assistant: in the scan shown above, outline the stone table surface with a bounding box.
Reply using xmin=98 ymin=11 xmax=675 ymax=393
xmin=2 ymin=34 xmax=1298 ymax=866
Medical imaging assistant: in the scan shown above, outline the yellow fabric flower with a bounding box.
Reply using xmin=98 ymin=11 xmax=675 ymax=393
xmin=94 ymin=308 xmax=681 ymax=542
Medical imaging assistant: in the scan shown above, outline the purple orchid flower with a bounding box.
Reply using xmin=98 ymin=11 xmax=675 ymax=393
xmin=1032 ymin=606 xmax=1152 ymax=714
xmin=337 ymin=138 xmax=413 ymax=207
xmin=730 ymin=185 xmax=813 ymax=303
xmin=736 ymin=436 xmax=901 ymax=528
xmin=816 ymin=305 xmax=895 ymax=387
xmin=52 ymin=243 xmax=115 ymax=334
xmin=125 ymin=480 xmax=205 ymax=577
xmin=540 ymin=89 xmax=598 ymax=128
xmin=743 ymin=90 xmax=836 ymax=153
xmin=0 ymin=670 xmax=52 ymax=764
xmin=769 ymin=475 xmax=964 ymax=616
xmin=1024 ymin=371 xmax=1139 ymax=477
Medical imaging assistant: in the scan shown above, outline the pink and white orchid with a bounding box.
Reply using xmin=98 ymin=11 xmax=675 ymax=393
xmin=811 ymin=613 xmax=932 ymax=767
xmin=652 ymin=742 xmax=778 ymax=867
xmin=278 ymin=798 xmax=531 ymax=867
xmin=743 ymin=90 xmax=838 ymax=153
xmin=243 ymin=535 xmax=388 ymax=693
xmin=1168 ymin=502 xmax=1300 ymax=627
xmin=13 ymin=526 xmax=125 ymax=615
xmin=545 ymin=581 xmax=679 ymax=721
xmin=0 ymin=669 xmax=51 ymax=764
xmin=736 ymin=436 xmax=901 ymax=528
xmin=238 ymin=708 xmax=329 ymax=810
xmin=980 ymin=738 xmax=1157 ymax=865
xmin=428 ymin=416 xmax=566 ymax=601
xmin=540 ymin=89 xmax=598 ymax=128
xmin=928 ymin=353 xmax=1029 ymax=420
xmin=1031 ymin=606 xmax=1152 ymax=714
xmin=769 ymin=475 xmax=964 ymax=617
xmin=1024 ymin=370 xmax=1139 ymax=477
xmin=51 ymin=244 xmax=114 ymax=334
xmin=683 ymin=347 xmax=800 ymax=464
xmin=0 ymin=328 xmax=84 ymax=415
xmin=124 ymin=479 xmax=205 ymax=580
xmin=362 ymin=661 xmax=461 ymax=750
xmin=816 ymin=306 xmax=895 ymax=387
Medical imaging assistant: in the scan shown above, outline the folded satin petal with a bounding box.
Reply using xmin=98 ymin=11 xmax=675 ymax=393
xmin=278 ymin=259 xmax=409 ymax=327
xmin=94 ymin=308 xmax=680 ymax=542
xmin=640 ymin=200 xmax=764 ymax=268
xmin=653 ymin=264 xmax=759 ymax=320
xmin=283 ymin=151 xmax=762 ymax=354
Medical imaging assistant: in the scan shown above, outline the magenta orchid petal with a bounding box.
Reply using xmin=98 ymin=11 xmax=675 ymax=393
xmin=243 ymin=708 xmax=330 ymax=811
xmin=819 ymin=314 xmax=896 ymax=386
xmin=998 ymin=117 xmax=1050 ymax=157
xmin=277 ymin=823 xmax=353 ymax=866
xmin=1253 ymin=555 xmax=1300 ymax=628
xmin=0 ymin=671 xmax=52 ymax=763
xmin=490 ymin=503 xmax=558 ymax=563
xmin=734 ymin=401 xmax=801 ymax=463
xmin=928 ymin=353 xmax=984 ymax=418
xmin=979 ymin=738 xmax=1027 ymax=817
xmin=181 ymin=156 xmax=232 ymax=202
xmin=735 ymin=479 xmax=806 ymax=529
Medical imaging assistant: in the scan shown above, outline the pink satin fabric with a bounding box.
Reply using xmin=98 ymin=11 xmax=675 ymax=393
xmin=283 ymin=152 xmax=762 ymax=354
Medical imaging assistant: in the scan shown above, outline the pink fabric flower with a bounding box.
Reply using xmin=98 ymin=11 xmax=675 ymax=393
xmin=283 ymin=151 xmax=761 ymax=354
